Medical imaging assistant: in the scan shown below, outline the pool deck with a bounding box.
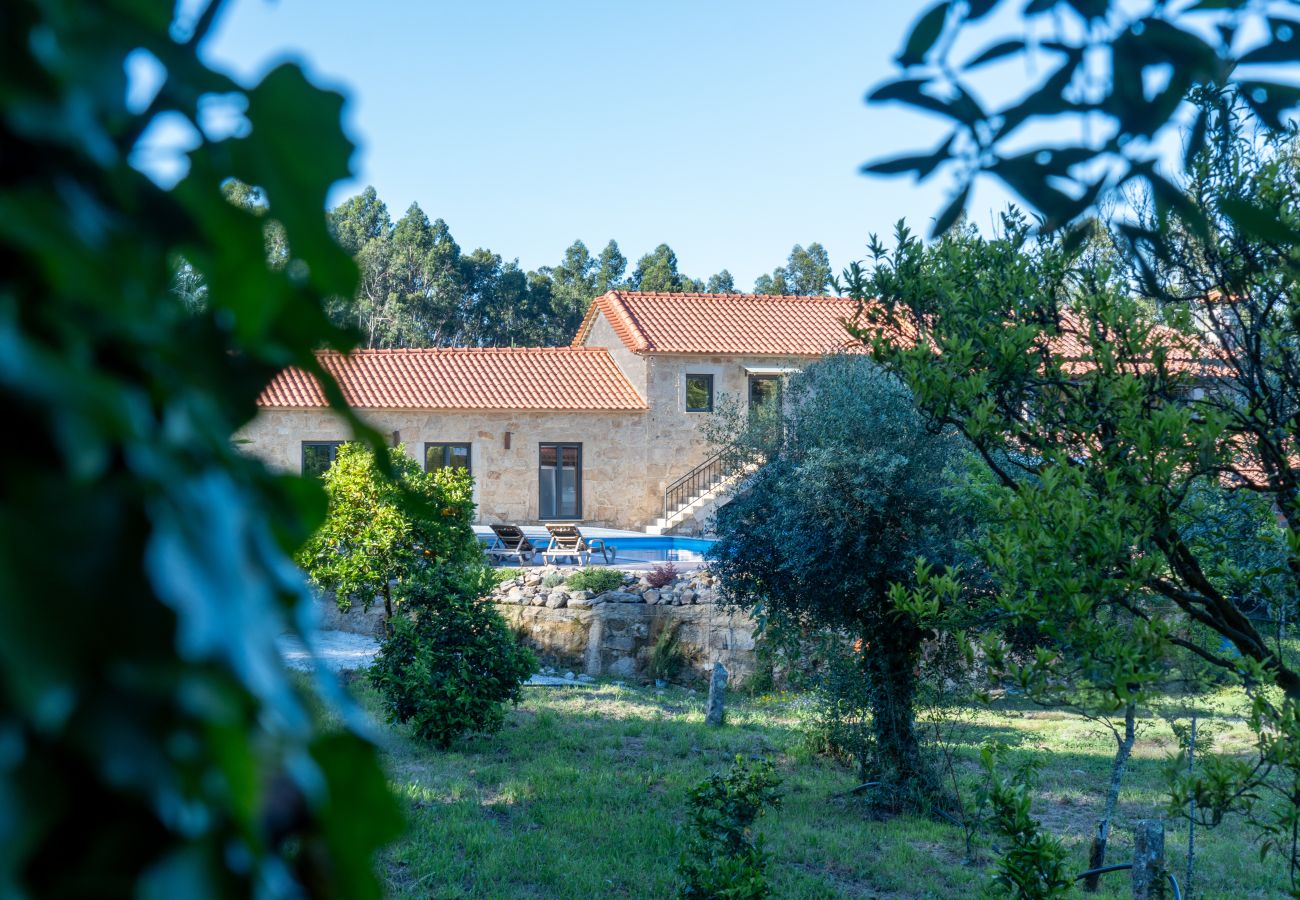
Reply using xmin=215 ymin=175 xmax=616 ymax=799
xmin=472 ymin=525 xmax=710 ymax=573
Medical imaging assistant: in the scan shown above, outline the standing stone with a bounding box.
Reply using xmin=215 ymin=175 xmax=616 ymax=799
xmin=705 ymin=662 xmax=728 ymax=727
xmin=584 ymin=615 xmax=604 ymax=676
xmin=1131 ymin=820 xmax=1166 ymax=899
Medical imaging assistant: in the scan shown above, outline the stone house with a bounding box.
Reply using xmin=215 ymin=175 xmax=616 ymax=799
xmin=240 ymin=291 xmax=859 ymax=532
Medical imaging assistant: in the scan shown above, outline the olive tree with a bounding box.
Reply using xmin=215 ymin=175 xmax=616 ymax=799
xmin=709 ymin=355 xmax=980 ymax=801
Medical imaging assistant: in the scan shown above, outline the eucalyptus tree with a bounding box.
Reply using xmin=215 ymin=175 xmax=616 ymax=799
xmin=754 ymin=243 xmax=834 ymax=295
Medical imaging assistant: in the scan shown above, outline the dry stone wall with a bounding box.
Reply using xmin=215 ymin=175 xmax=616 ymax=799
xmin=488 ymin=565 xmax=759 ymax=683
xmin=307 ymin=564 xmax=761 ymax=685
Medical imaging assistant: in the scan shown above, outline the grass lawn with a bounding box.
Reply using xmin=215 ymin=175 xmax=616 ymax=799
xmin=340 ymin=676 xmax=1287 ymax=898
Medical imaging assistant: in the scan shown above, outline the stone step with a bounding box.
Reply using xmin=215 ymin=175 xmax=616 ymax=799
xmin=648 ymin=462 xmax=761 ymax=535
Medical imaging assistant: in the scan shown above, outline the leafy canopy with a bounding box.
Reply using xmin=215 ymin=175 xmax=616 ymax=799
xmin=709 ymin=355 xmax=982 ymax=793
xmin=869 ymin=0 xmax=1300 ymax=242
xmin=298 ymin=442 xmax=480 ymax=615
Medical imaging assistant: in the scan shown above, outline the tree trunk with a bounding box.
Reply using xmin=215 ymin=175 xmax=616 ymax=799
xmin=1186 ymin=714 xmax=1197 ymax=900
xmin=861 ymin=618 xmax=926 ymax=796
xmin=1084 ymin=700 xmax=1137 ymax=892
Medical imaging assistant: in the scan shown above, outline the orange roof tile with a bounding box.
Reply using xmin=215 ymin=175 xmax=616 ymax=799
xmin=574 ymin=291 xmax=861 ymax=355
xmin=258 ymin=347 xmax=646 ymax=411
xmin=855 ymin=305 xmax=1216 ymax=376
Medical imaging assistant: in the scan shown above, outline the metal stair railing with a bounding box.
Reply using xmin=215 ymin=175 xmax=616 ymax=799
xmin=662 ymin=446 xmax=762 ymax=524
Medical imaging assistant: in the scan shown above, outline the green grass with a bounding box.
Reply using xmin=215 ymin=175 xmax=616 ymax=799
xmin=343 ymin=678 xmax=1289 ymax=898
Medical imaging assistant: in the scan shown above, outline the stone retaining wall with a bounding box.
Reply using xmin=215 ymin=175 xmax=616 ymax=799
xmin=311 ymin=565 xmax=761 ymax=684
xmin=488 ymin=565 xmax=759 ymax=683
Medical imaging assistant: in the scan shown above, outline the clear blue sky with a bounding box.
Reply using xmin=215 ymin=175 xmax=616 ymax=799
xmin=203 ymin=0 xmax=1018 ymax=289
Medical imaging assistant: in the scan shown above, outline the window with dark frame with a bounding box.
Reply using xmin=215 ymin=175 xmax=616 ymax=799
xmin=538 ymin=442 xmax=581 ymax=519
xmin=301 ymin=441 xmax=343 ymax=477
xmin=685 ymin=373 xmax=714 ymax=412
xmin=425 ymin=442 xmax=471 ymax=474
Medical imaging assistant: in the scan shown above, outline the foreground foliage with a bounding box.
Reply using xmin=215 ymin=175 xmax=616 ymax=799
xmin=870 ymin=0 xmax=1300 ymax=243
xmin=369 ymin=571 xmax=536 ymax=749
xmin=0 ymin=1 xmax=404 ymax=894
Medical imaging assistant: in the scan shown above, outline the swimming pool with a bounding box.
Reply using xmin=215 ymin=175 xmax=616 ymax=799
xmin=610 ymin=536 xmax=716 ymax=563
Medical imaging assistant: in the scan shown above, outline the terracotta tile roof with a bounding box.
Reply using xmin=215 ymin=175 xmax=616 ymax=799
xmin=258 ymin=347 xmax=646 ymax=411
xmin=857 ymin=306 xmax=1216 ymax=376
xmin=574 ymin=291 xmax=861 ymax=355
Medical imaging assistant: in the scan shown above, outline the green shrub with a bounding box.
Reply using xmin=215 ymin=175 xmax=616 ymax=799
xmin=981 ymin=745 xmax=1072 ymax=899
xmin=298 ymin=442 xmax=479 ymax=616
xmin=541 ymin=572 xmax=566 ymax=589
xmin=802 ymin=649 xmax=877 ymax=782
xmin=677 ymin=756 xmax=783 ymax=899
xmin=566 ymin=567 xmax=624 ymax=594
xmin=369 ymin=572 xmax=537 ymax=748
xmin=649 ymin=624 xmax=688 ymax=683
xmin=488 ymin=567 xmax=520 ymax=588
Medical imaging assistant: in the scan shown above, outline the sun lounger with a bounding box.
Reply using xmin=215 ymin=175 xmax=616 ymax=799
xmin=486 ymin=523 xmax=537 ymax=565
xmin=540 ymin=524 xmax=616 ymax=565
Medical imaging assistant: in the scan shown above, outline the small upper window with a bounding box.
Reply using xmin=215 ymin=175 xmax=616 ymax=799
xmin=425 ymin=442 xmax=471 ymax=474
xmin=302 ymin=441 xmax=343 ymax=477
xmin=685 ymin=374 xmax=714 ymax=412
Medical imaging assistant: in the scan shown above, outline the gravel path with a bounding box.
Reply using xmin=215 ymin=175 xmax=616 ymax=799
xmin=277 ymin=630 xmax=593 ymax=687
xmin=277 ymin=631 xmax=379 ymax=672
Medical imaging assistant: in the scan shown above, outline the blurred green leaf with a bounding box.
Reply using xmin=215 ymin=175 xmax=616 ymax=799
xmin=932 ymin=182 xmax=971 ymax=236
xmin=965 ymin=39 xmax=1027 ymax=68
xmin=898 ymin=2 xmax=952 ymax=67
xmin=967 ymin=0 xmax=1002 ymax=21
xmin=1220 ymin=197 xmax=1300 ymax=245
xmin=1239 ymin=17 xmax=1300 ymax=64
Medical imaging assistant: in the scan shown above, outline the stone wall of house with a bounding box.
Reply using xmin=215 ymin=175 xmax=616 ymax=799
xmin=237 ymin=313 xmax=815 ymax=531
xmin=488 ymin=565 xmax=760 ymax=683
xmin=636 ymin=352 xmax=812 ymax=528
xmin=584 ymin=312 xmax=648 ymax=398
xmin=236 ymin=406 xmax=658 ymax=528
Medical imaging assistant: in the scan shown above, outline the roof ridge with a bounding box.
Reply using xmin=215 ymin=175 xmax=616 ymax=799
xmin=614 ymin=291 xmax=849 ymax=302
xmin=605 ymin=292 xmax=654 ymax=351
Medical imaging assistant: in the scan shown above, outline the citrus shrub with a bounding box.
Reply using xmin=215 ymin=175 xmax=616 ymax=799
xmin=369 ymin=570 xmax=536 ymax=748
xmin=298 ymin=442 xmax=478 ymax=618
xmin=677 ymin=756 xmax=783 ymax=899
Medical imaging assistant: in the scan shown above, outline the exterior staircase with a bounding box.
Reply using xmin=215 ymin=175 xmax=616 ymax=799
xmin=646 ymin=448 xmax=763 ymax=536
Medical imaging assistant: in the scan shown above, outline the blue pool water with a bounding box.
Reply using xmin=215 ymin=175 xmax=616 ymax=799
xmin=612 ymin=536 xmax=716 ymax=562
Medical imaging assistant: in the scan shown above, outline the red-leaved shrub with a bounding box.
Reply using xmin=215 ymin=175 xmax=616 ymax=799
xmin=646 ymin=562 xmax=678 ymax=589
